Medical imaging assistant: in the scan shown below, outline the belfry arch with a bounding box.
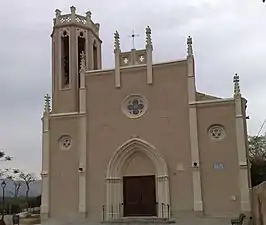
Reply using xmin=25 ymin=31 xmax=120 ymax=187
xmin=105 ymin=138 xmax=170 ymax=219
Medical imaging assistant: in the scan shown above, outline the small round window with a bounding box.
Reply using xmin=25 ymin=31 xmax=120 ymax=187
xmin=208 ymin=125 xmax=226 ymax=141
xmin=122 ymin=94 xmax=148 ymax=118
xmin=59 ymin=135 xmax=72 ymax=150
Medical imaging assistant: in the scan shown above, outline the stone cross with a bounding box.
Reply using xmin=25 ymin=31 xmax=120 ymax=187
xmin=124 ymin=58 xmax=129 ymax=64
xmin=128 ymin=30 xmax=139 ymax=50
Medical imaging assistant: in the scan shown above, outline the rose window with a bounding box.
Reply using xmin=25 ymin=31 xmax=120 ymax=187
xmin=122 ymin=94 xmax=148 ymax=118
xmin=208 ymin=125 xmax=225 ymax=141
xmin=59 ymin=135 xmax=72 ymax=150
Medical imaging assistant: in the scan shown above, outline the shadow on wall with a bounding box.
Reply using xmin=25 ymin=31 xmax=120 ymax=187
xmin=252 ymin=181 xmax=266 ymax=225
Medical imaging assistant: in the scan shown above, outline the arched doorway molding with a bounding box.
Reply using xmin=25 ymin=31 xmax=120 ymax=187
xmin=105 ymin=138 xmax=170 ymax=219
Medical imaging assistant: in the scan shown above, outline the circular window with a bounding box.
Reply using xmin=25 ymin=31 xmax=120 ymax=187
xmin=122 ymin=94 xmax=148 ymax=118
xmin=59 ymin=135 xmax=72 ymax=150
xmin=208 ymin=125 xmax=226 ymax=141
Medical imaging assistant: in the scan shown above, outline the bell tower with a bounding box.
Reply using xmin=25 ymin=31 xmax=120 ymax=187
xmin=51 ymin=6 xmax=102 ymax=113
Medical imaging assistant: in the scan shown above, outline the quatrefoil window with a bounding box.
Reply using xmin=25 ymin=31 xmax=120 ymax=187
xmin=122 ymin=94 xmax=148 ymax=118
xmin=208 ymin=125 xmax=226 ymax=141
xmin=127 ymin=99 xmax=144 ymax=115
xmin=59 ymin=135 xmax=72 ymax=150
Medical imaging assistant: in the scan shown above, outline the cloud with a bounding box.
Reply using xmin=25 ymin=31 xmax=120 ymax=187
xmin=0 ymin=0 xmax=265 ymax=175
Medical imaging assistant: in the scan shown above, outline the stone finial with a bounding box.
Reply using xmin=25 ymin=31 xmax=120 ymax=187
xmin=95 ymin=23 xmax=100 ymax=31
xmin=70 ymin=6 xmax=76 ymax=14
xmin=233 ymin=73 xmax=241 ymax=98
xmin=86 ymin=11 xmax=92 ymax=20
xmin=187 ymin=36 xmax=193 ymax=56
xmin=80 ymin=51 xmax=86 ymax=73
xmin=114 ymin=31 xmax=120 ymax=52
xmin=44 ymin=94 xmax=51 ymax=113
xmin=55 ymin=9 xmax=61 ymax=17
xmin=146 ymin=26 xmax=152 ymax=48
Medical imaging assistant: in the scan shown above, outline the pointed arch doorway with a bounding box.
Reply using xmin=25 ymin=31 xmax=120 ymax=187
xmin=105 ymin=138 xmax=170 ymax=219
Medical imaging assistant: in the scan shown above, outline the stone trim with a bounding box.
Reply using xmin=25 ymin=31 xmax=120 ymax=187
xmin=146 ymin=46 xmax=153 ymax=84
xmin=189 ymin=98 xmax=234 ymax=107
xmin=78 ymin=116 xmax=87 ymax=216
xmin=41 ymin=113 xmax=50 ymax=220
xmin=85 ymin=60 xmax=187 ymax=77
xmin=187 ymin=55 xmax=203 ymax=212
xmin=105 ymin=138 xmax=170 ymax=220
xmin=78 ymin=67 xmax=87 ymax=216
xmin=50 ymin=112 xmax=84 ymax=117
xmin=234 ymin=97 xmax=251 ymax=212
xmin=114 ymin=50 xmax=121 ymax=88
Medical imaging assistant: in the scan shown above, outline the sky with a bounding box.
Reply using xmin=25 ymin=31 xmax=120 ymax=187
xmin=0 ymin=0 xmax=265 ymax=176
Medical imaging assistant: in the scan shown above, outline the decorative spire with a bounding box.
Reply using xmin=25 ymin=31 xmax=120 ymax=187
xmin=187 ymin=36 xmax=193 ymax=56
xmin=86 ymin=11 xmax=92 ymax=20
xmin=70 ymin=6 xmax=76 ymax=15
xmin=55 ymin=9 xmax=61 ymax=17
xmin=114 ymin=31 xmax=120 ymax=52
xmin=146 ymin=26 xmax=152 ymax=48
xmin=233 ymin=73 xmax=241 ymax=98
xmin=95 ymin=23 xmax=100 ymax=31
xmin=44 ymin=94 xmax=51 ymax=113
xmin=80 ymin=51 xmax=86 ymax=73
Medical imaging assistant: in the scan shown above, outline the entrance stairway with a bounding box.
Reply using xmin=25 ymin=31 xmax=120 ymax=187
xmin=101 ymin=216 xmax=235 ymax=225
xmin=41 ymin=216 xmax=239 ymax=225
xmin=102 ymin=217 xmax=176 ymax=224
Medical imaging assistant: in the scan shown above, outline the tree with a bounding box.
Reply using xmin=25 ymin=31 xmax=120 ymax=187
xmin=248 ymin=135 xmax=266 ymax=164
xmin=19 ymin=172 xmax=36 ymax=210
xmin=0 ymin=151 xmax=12 ymax=162
xmin=5 ymin=169 xmax=23 ymax=198
xmin=248 ymin=134 xmax=266 ymax=187
xmin=0 ymin=151 xmax=12 ymax=177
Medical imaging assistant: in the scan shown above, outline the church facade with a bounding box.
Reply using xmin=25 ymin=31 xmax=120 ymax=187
xmin=41 ymin=6 xmax=252 ymax=224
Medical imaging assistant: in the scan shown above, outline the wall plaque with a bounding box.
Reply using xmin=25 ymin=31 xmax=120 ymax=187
xmin=213 ymin=163 xmax=225 ymax=169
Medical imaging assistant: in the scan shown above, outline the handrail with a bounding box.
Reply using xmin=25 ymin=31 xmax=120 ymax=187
xmin=101 ymin=202 xmax=171 ymax=221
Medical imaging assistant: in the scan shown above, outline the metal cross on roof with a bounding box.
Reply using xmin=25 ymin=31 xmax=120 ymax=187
xmin=128 ymin=30 xmax=139 ymax=50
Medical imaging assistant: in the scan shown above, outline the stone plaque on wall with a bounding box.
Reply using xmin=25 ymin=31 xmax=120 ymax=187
xmin=213 ymin=162 xmax=225 ymax=169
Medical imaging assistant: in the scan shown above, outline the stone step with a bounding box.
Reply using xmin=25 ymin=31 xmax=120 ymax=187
xmin=102 ymin=217 xmax=175 ymax=224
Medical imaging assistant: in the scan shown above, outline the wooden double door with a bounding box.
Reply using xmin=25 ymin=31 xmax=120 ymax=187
xmin=123 ymin=175 xmax=156 ymax=217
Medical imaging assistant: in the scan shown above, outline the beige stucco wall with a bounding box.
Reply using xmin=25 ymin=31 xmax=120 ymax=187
xmin=85 ymin=61 xmax=194 ymax=219
xmin=49 ymin=115 xmax=80 ymax=218
xmin=197 ymin=102 xmax=240 ymax=217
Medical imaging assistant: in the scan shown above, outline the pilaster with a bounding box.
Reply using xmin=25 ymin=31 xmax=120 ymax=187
xmin=41 ymin=94 xmax=51 ymax=220
xmin=233 ymin=73 xmax=251 ymax=213
xmin=187 ymin=36 xmax=203 ymax=212
xmin=78 ymin=52 xmax=87 ymax=217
